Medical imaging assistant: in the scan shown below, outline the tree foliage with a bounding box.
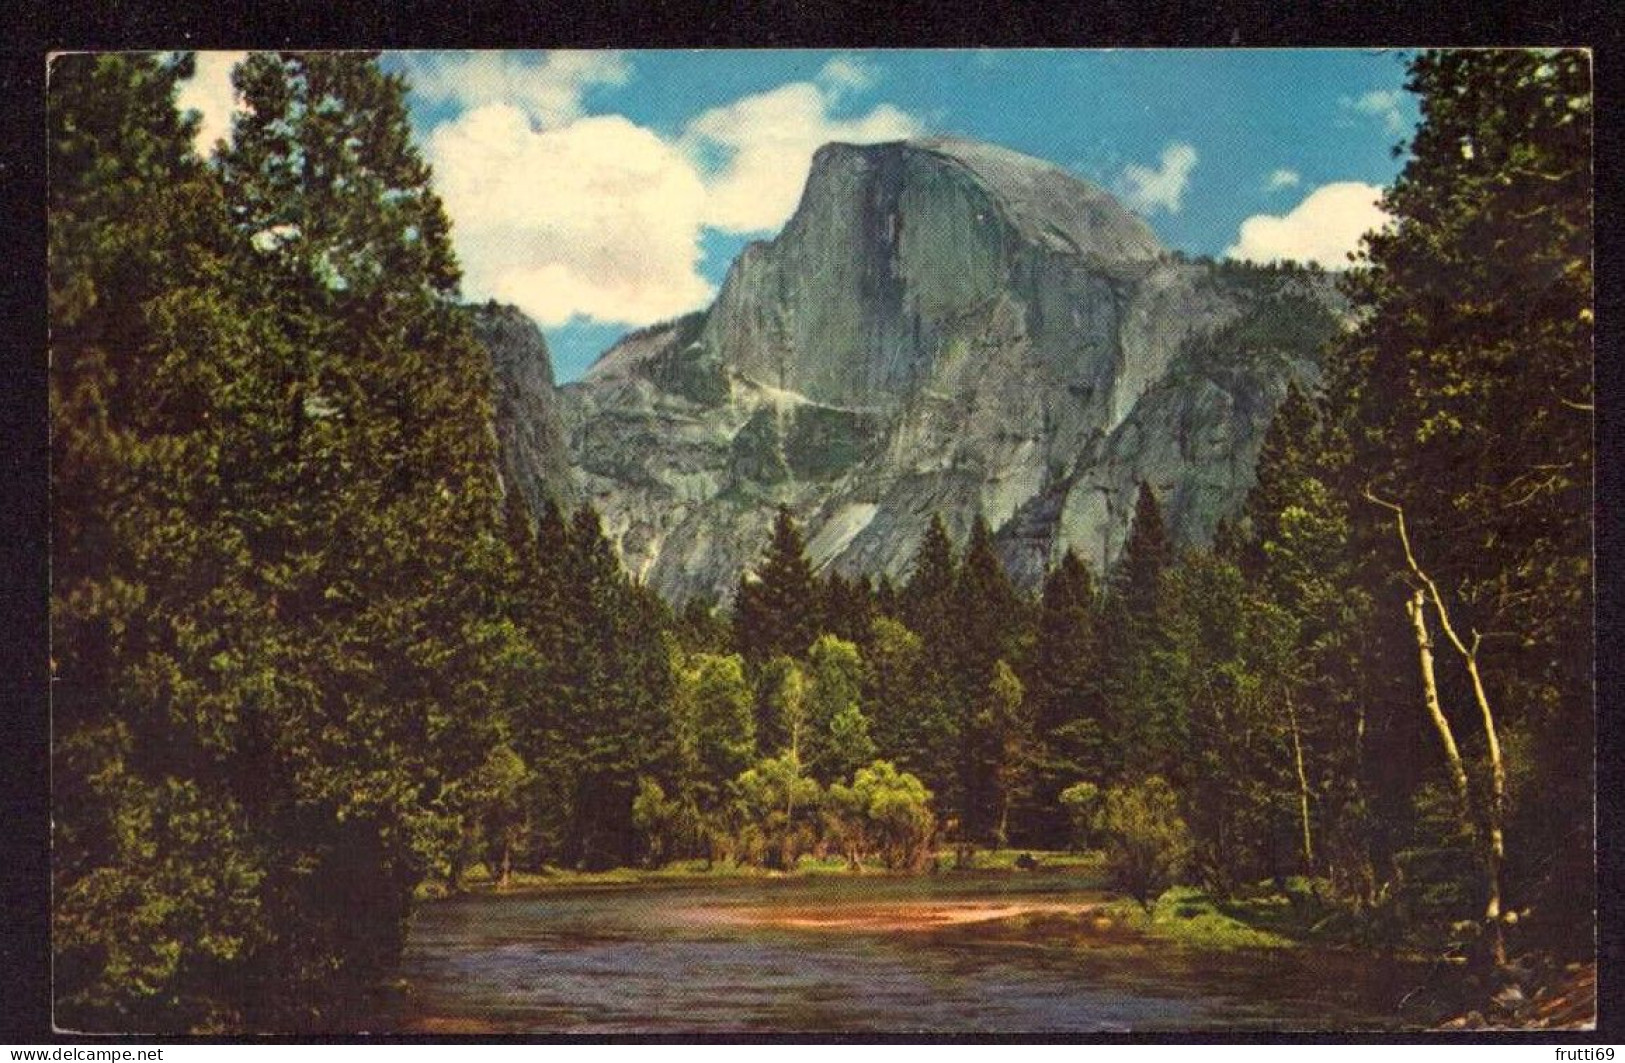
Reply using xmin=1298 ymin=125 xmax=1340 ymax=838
xmin=1100 ymin=777 xmax=1194 ymax=909
xmin=49 ymin=49 xmax=1594 ymax=1030
xmin=734 ymin=506 xmax=819 ymax=665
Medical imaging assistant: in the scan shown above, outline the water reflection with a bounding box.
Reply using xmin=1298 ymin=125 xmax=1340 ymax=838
xmin=396 ymin=875 xmax=1436 ymax=1033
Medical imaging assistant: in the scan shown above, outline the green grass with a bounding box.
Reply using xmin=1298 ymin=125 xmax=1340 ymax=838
xmin=1099 ymin=886 xmax=1303 ymax=950
xmin=953 ymin=848 xmax=1101 ymax=873
xmin=431 ymin=848 xmax=1106 ymax=897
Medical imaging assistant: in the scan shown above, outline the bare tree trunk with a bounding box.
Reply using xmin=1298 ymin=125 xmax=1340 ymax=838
xmin=1369 ymin=491 xmax=1509 ymax=966
xmin=1284 ymin=689 xmax=1316 ymax=874
xmin=1406 ymin=588 xmax=1471 ymax=807
xmin=1458 ymin=641 xmax=1509 ymax=966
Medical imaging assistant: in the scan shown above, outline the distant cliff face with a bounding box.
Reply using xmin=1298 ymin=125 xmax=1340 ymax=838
xmin=515 ymin=138 xmax=1340 ymax=602
xmin=468 ymin=301 xmax=577 ymax=516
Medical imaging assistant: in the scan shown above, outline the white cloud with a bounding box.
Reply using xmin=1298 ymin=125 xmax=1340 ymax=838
xmin=1225 ymin=182 xmax=1391 ymax=269
xmin=175 ymin=51 xmax=246 ymax=157
xmin=1343 ymin=89 xmax=1406 ymax=135
xmin=1118 ymin=142 xmax=1198 ymax=215
xmin=684 ymin=80 xmax=922 ymax=234
xmin=403 ymin=51 xmax=630 ymax=128
xmin=425 ymin=106 xmax=712 ymax=328
xmin=418 ymin=52 xmax=922 ymax=327
xmin=816 ymin=55 xmax=877 ymax=95
xmin=1265 ymin=168 xmax=1301 ymax=191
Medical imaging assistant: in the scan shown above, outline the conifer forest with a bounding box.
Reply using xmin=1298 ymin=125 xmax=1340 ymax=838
xmin=48 ymin=50 xmax=1594 ymax=1032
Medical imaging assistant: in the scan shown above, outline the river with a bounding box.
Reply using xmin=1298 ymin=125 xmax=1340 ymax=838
xmin=392 ymin=872 xmax=1449 ymax=1034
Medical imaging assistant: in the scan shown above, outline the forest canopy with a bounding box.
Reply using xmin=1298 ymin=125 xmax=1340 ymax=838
xmin=48 ymin=50 xmax=1592 ymax=1032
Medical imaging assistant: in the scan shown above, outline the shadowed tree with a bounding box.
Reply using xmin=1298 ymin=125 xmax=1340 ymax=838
xmin=734 ymin=506 xmax=819 ymax=665
xmin=1024 ymin=550 xmax=1106 ymax=847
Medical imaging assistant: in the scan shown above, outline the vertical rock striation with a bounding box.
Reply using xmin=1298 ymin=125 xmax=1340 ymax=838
xmin=498 ymin=138 xmax=1342 ymax=602
xmin=469 ymin=301 xmax=578 ymax=515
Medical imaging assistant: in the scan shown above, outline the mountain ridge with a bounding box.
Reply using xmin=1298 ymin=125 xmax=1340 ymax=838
xmin=485 ymin=136 xmax=1343 ymax=602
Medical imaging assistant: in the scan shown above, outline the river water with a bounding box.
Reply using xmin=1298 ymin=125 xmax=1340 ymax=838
xmin=393 ymin=873 xmax=1447 ymax=1034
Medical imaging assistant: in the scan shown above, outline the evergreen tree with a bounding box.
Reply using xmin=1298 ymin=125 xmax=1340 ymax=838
xmin=951 ymin=515 xmax=1029 ymax=839
xmin=51 ymin=51 xmax=525 ymax=1029
xmin=900 ymin=514 xmax=957 ymax=644
xmin=1099 ymin=483 xmax=1176 ymax=781
xmin=49 ymin=53 xmax=320 ymax=1031
xmin=209 ymin=52 xmax=516 ymax=1016
xmin=672 ymin=652 xmax=757 ymax=804
xmin=1331 ymin=49 xmax=1593 ymax=959
xmin=1111 ymin=482 xmax=1173 ymax=615
xmin=873 ymin=574 xmax=901 ymax=619
xmin=734 ymin=506 xmax=819 ymax=664
xmin=1244 ymin=391 xmax=1380 ymax=901
xmin=952 ymin=514 xmax=1027 ymax=688
xmin=976 ymin=660 xmax=1033 ymax=849
xmin=1243 ymin=381 xmax=1320 ymax=572
xmin=898 ymin=516 xmax=968 ymax=828
xmin=1024 ymin=550 xmax=1106 ymax=847
xmin=499 ymin=496 xmax=571 ymax=855
xmin=557 ymin=507 xmax=678 ymax=869
xmin=819 ymin=571 xmax=877 ymax=648
xmin=674 ymin=595 xmax=732 ymax=655
xmin=862 ymin=616 xmax=952 ymax=790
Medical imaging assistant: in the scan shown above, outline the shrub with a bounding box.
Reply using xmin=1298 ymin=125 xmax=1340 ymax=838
xmin=825 ymin=760 xmax=937 ymax=871
xmin=1099 ymin=776 xmax=1193 ymax=908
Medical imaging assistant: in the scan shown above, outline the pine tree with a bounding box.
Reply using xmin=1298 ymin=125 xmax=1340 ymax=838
xmin=223 ymin=49 xmax=511 ymax=1010
xmin=1100 ymin=483 xmax=1176 ymax=782
xmin=1243 ymin=387 xmax=1379 ymax=899
xmin=50 ymin=53 xmax=282 ymax=1031
xmin=1111 ymin=482 xmax=1173 ymax=615
xmin=673 ymin=652 xmax=756 ymax=801
xmin=951 ymin=515 xmax=1029 ymax=839
xmin=898 ymin=516 xmax=967 ymax=829
xmin=734 ymin=505 xmax=819 ymax=664
xmin=674 ymin=595 xmax=732 ymax=655
xmin=1331 ymin=50 xmax=1593 ymax=961
xmin=863 ymin=616 xmax=947 ymax=787
xmin=557 ymin=507 xmax=678 ymax=869
xmin=1024 ymin=550 xmax=1106 ymax=847
xmin=900 ymin=514 xmax=957 ymax=644
xmin=1243 ymin=380 xmax=1320 ymax=574
xmin=953 ymin=515 xmax=1026 ymax=686
xmin=818 ymin=571 xmax=877 ymax=648
xmin=977 ymin=660 xmax=1033 ymax=849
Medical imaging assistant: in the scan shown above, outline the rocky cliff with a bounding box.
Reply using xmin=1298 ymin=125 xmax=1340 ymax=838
xmin=469 ymin=301 xmax=577 ymax=515
xmin=512 ymin=138 xmax=1341 ymax=602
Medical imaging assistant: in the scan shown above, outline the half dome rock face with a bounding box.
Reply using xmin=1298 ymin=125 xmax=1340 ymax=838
xmin=542 ymin=137 xmax=1341 ymax=603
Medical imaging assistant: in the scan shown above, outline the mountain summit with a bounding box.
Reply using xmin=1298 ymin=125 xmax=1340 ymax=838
xmin=504 ymin=137 xmax=1340 ymax=602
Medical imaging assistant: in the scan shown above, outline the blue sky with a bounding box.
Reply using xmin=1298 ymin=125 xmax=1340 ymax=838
xmin=179 ymin=50 xmax=1418 ymax=381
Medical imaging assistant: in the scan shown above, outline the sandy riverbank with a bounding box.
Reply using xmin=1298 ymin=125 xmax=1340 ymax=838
xmin=686 ymin=899 xmax=1106 ymax=932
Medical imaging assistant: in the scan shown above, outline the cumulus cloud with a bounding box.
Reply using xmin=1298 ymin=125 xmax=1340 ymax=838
xmin=1265 ymin=168 xmax=1301 ymax=191
xmin=424 ymin=106 xmax=712 ymax=327
xmin=1343 ymin=89 xmax=1406 ymax=135
xmin=418 ymin=51 xmax=921 ymax=327
xmin=402 ymin=50 xmax=630 ymax=128
xmin=1225 ymin=182 xmax=1391 ymax=269
xmin=1118 ymin=142 xmax=1198 ymax=215
xmin=684 ymin=80 xmax=921 ymax=233
xmin=175 ymin=51 xmax=246 ymax=157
